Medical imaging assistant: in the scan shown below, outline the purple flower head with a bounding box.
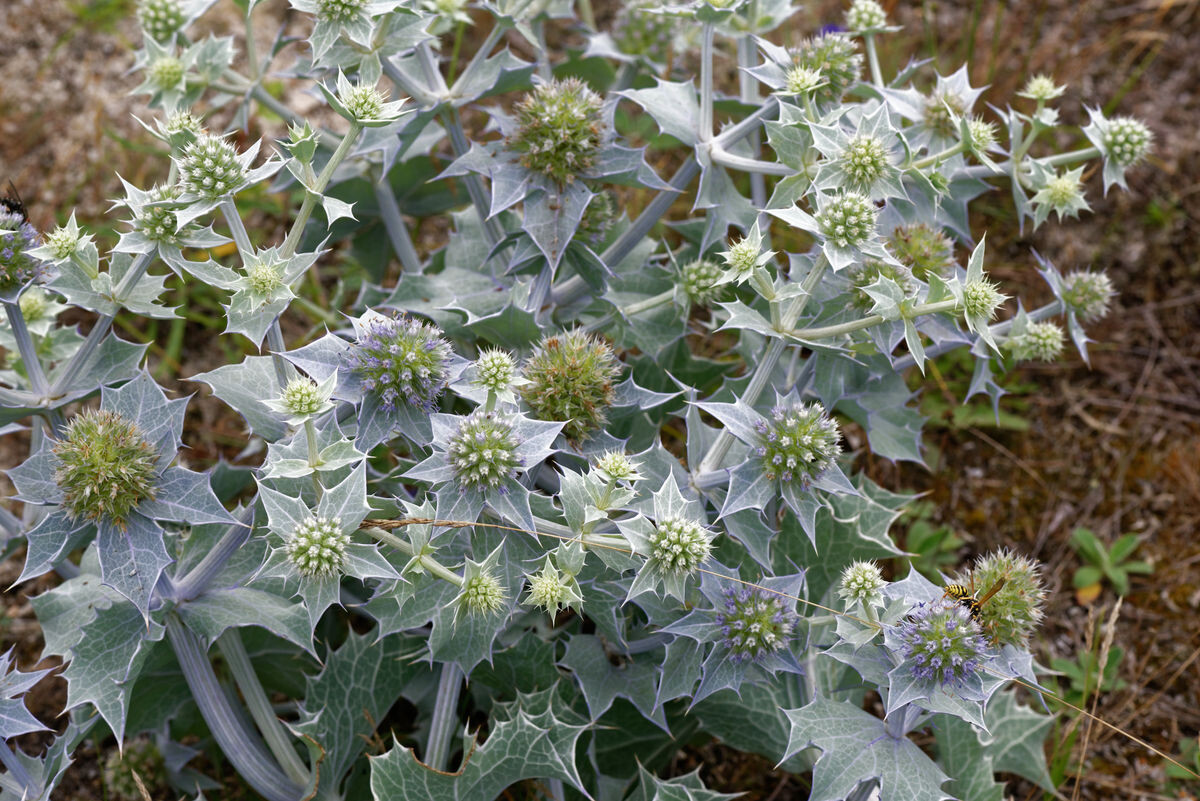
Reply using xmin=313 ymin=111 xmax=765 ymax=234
xmin=0 ymin=215 xmax=44 ymax=293
xmin=350 ymin=314 xmax=452 ymax=413
xmin=714 ymin=586 xmax=796 ymax=664
xmin=756 ymin=402 xmax=841 ymax=486
xmin=897 ymin=598 xmax=989 ymax=688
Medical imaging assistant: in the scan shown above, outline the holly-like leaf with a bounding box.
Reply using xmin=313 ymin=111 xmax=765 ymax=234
xmin=177 ymin=587 xmax=314 ymax=655
xmin=368 ymin=685 xmax=590 ymax=800
xmin=559 ymin=634 xmax=667 ymax=731
xmin=619 ymin=80 xmax=701 ymax=145
xmin=294 ymin=631 xmax=422 ymax=794
xmin=139 ymin=467 xmax=237 ymax=525
xmin=933 ymin=713 xmax=1005 ymax=801
xmin=783 ymin=697 xmax=953 ymax=801
xmin=61 ymin=599 xmax=163 ymax=742
xmin=985 ymin=689 xmax=1055 ymax=790
xmin=189 ymin=356 xmax=288 ymax=441
xmin=95 ymin=514 xmax=172 ymax=619
xmin=0 ymin=650 xmax=52 ymax=739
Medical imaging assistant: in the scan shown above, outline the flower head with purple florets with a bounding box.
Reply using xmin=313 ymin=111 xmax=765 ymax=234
xmin=716 ymin=587 xmax=796 ymax=664
xmin=0 ymin=210 xmax=43 ymax=297
xmin=897 ymin=597 xmax=989 ymax=689
xmin=350 ymin=314 xmax=452 ymax=413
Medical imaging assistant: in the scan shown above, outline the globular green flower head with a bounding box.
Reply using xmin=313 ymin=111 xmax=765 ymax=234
xmin=817 ymin=192 xmax=877 ymax=250
xmin=887 ymin=223 xmax=955 ymax=281
xmin=953 ymin=550 xmax=1045 ymax=647
xmin=1007 ymin=320 xmax=1064 ymax=362
xmin=509 ymin=78 xmax=607 ymax=185
xmin=317 ymin=0 xmax=368 ymax=21
xmin=287 ymin=516 xmax=349 ymax=578
xmin=520 ymin=329 xmax=621 ymax=440
xmin=0 ymin=212 xmax=42 ymax=296
xmin=53 ymin=410 xmax=160 ymax=527
xmin=754 ymin=401 xmax=842 ymax=486
xmin=649 ymin=516 xmax=712 ymax=577
xmin=447 ymin=411 xmax=522 ymax=490
xmin=350 ymin=314 xmax=452 ymax=413
xmin=612 ymin=0 xmax=676 ymax=63
xmin=1061 ymin=270 xmax=1115 ymax=323
xmin=678 ymin=258 xmax=725 ymax=306
xmin=838 ymin=561 xmax=886 ymax=608
xmin=103 ymin=738 xmax=168 ymax=801
xmin=134 ymin=184 xmax=184 ymax=246
xmin=180 ymin=134 xmax=247 ymax=201
xmin=137 ymin=0 xmax=185 ymax=41
xmin=790 ymin=33 xmax=862 ymax=105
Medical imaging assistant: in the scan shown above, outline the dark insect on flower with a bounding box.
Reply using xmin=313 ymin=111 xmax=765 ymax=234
xmin=0 ymin=182 xmax=27 ymax=222
xmin=943 ymin=577 xmax=1007 ymax=622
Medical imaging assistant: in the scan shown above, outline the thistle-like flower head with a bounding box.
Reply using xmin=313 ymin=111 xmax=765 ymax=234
xmin=519 ymin=329 xmax=620 ymax=440
xmin=816 ymin=191 xmax=877 ymax=250
xmin=103 ymin=738 xmax=168 ymax=801
xmin=838 ymin=560 xmax=886 ymax=608
xmin=678 ymin=258 xmax=725 ymax=306
xmin=648 ymin=515 xmax=712 ymax=576
xmin=1006 ymin=320 xmax=1064 ymax=362
xmin=1098 ymin=116 xmax=1152 ymax=167
xmin=53 ymin=410 xmax=159 ymax=527
xmin=1061 ymin=270 xmax=1115 ymax=323
xmin=789 ymin=33 xmax=862 ymax=104
xmin=753 ymin=401 xmax=842 ymax=485
xmin=137 ymin=0 xmax=185 ymax=41
xmin=887 ymin=223 xmax=955 ymax=281
xmin=1031 ymin=166 xmax=1090 ymax=226
xmin=845 ymin=0 xmax=888 ymax=32
xmin=593 ymin=450 xmax=641 ymax=484
xmin=350 ymin=314 xmax=452 ymax=413
xmin=473 ymin=348 xmax=519 ymax=396
xmin=455 ymin=545 xmax=508 ymax=622
xmin=179 ymin=134 xmax=248 ymax=201
xmin=612 ymin=0 xmax=677 ymax=63
xmin=1019 ymin=74 xmax=1066 ymax=103
xmin=716 ymin=586 xmax=796 ymax=663
xmin=134 ymin=184 xmax=184 ymax=246
xmin=0 ymin=215 xmax=43 ymax=296
xmin=262 ymin=374 xmax=336 ymax=425
xmin=317 ymin=0 xmax=368 ymax=21
xmin=523 ymin=554 xmax=583 ymax=615
xmin=286 ymin=516 xmax=349 ymax=578
xmin=509 ymin=78 xmax=607 ymax=185
xmin=447 ymin=411 xmax=522 ymax=490
xmin=897 ymin=597 xmax=989 ymax=688
xmin=848 ymin=260 xmax=914 ymax=311
xmin=953 ymin=549 xmax=1045 ymax=647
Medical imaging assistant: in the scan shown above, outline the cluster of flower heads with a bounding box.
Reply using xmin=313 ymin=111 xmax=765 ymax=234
xmin=447 ymin=411 xmax=522 ymax=490
xmin=0 ymin=204 xmax=42 ymax=295
xmin=754 ymin=402 xmax=841 ymax=485
xmin=53 ymin=410 xmax=159 ymax=527
xmin=717 ymin=587 xmax=797 ymax=663
xmin=897 ymin=597 xmax=990 ymax=688
xmin=509 ymin=78 xmax=607 ymax=185
xmin=286 ymin=516 xmax=349 ymax=578
xmin=519 ymin=329 xmax=620 ymax=440
xmin=351 ymin=315 xmax=452 ymax=412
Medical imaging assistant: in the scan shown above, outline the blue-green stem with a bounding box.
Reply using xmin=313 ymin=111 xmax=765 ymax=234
xmin=380 ymin=58 xmax=439 ymax=107
xmin=709 ymin=145 xmax=793 ymax=176
xmin=697 ymin=255 xmax=829 ymax=474
xmin=699 ymin=23 xmax=715 ymax=143
xmin=373 ymin=177 xmax=423 ymax=274
xmin=736 ymin=22 xmax=766 ymax=209
xmin=47 ymin=250 xmax=154 ymax=397
xmin=440 ymin=106 xmax=505 ymax=245
xmin=220 ymin=197 xmax=255 ymax=260
xmin=786 ymin=298 xmax=959 ymax=341
xmin=4 ymin=301 xmax=50 ymax=398
xmin=217 ymin=629 xmax=311 ymax=787
xmin=893 ymin=298 xmax=1065 ymax=371
xmin=909 ymin=140 xmax=966 ymax=171
xmin=0 ymin=743 xmax=32 ymax=793
xmin=425 ymin=662 xmax=464 ymax=770
xmin=863 ymin=34 xmax=884 ymax=88
xmin=304 ymin=418 xmax=324 ymax=499
xmin=166 ymin=616 xmax=305 ymax=801
xmin=265 ymin=321 xmax=294 ymax=390
xmin=365 ymin=526 xmax=464 ymax=586
xmin=1039 ymin=145 xmax=1102 ymax=168
xmin=280 ymin=122 xmax=363 ymax=259
xmin=173 ymin=507 xmax=256 ymax=601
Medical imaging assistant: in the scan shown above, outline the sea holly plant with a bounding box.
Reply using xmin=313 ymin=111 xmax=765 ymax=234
xmin=0 ymin=0 xmax=1179 ymax=799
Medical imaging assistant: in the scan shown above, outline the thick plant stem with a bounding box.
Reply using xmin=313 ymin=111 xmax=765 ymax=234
xmin=217 ymin=629 xmax=311 ymax=788
xmin=737 ymin=27 xmax=766 ymax=209
xmin=864 ymin=34 xmax=884 ymax=88
xmin=697 ymin=255 xmax=828 ymax=475
xmin=220 ymin=197 xmax=255 ymax=260
xmin=699 ymin=23 xmax=715 ymax=143
xmin=4 ymin=301 xmax=50 ymax=398
xmin=440 ymin=106 xmax=505 ymax=245
xmin=48 ymin=250 xmax=154 ymax=397
xmin=166 ymin=616 xmax=305 ymax=801
xmin=373 ymin=179 xmax=423 ymax=274
xmin=0 ymin=743 xmax=33 ymax=793
xmin=786 ymin=298 xmax=959 ymax=341
xmin=425 ymin=662 xmax=463 ymax=770
xmin=172 ymin=507 xmax=256 ymax=601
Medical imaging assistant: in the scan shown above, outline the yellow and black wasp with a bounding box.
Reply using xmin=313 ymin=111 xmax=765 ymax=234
xmin=943 ymin=576 xmax=1007 ymax=622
